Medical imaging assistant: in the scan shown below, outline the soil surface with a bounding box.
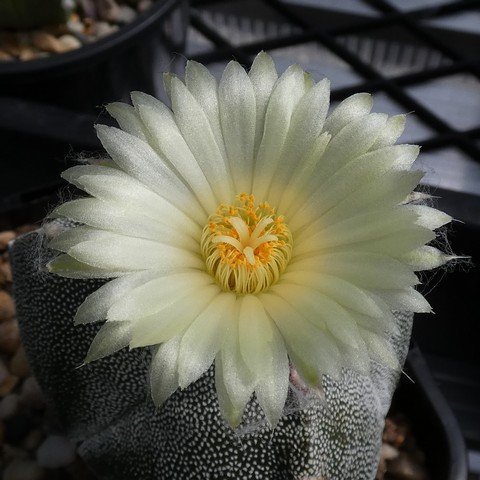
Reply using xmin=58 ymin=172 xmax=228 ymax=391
xmin=0 ymin=0 xmax=154 ymax=62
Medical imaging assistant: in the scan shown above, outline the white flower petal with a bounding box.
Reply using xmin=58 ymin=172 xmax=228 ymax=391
xmin=47 ymin=254 xmax=128 ymax=279
xmin=353 ymin=311 xmax=399 ymax=336
xmin=253 ymin=64 xmax=307 ymax=201
xmin=62 ymin=165 xmax=202 ymax=239
xmin=215 ymin=301 xmax=255 ymax=428
xmin=288 ymin=252 xmax=419 ymax=290
xmin=108 ymin=271 xmax=213 ymax=321
xmin=238 ymin=294 xmax=273 ymax=375
xmin=236 ymin=296 xmax=290 ymax=426
xmin=401 ymin=246 xmax=456 ymax=270
xmin=348 ymin=227 xmax=436 ymax=257
xmin=219 ymin=61 xmax=256 ymax=194
xmin=162 ymin=71 xmax=177 ymax=100
xmin=249 ymin=51 xmax=278 ymax=156
xmin=271 ymin=283 xmax=361 ymax=349
xmin=62 ymin=231 xmax=203 ymax=272
xmin=171 ymin=76 xmax=233 ymax=203
xmin=361 ymin=329 xmax=399 ymax=370
xmin=49 ymin=226 xmax=201 ymax=266
xmin=276 ymin=131 xmax=331 ymax=214
xmin=52 ymin=198 xmax=199 ymax=251
xmin=407 ymin=205 xmax=452 ymax=230
xmin=84 ymin=321 xmax=132 ymax=363
xmin=270 ymin=79 xmax=330 ymax=202
xmin=130 ymin=91 xmax=218 ymax=212
xmin=373 ymin=288 xmax=432 ymax=313
xmin=130 ymin=283 xmax=221 ymax=348
xmin=75 ymin=270 xmax=160 ymax=325
xmin=403 ymin=191 xmax=434 ymax=204
xmin=315 ymin=113 xmax=388 ymax=181
xmin=280 ymin=271 xmax=384 ymax=318
xmin=311 ymin=170 xmax=425 ymax=229
xmin=370 ymin=114 xmax=406 ymax=150
xmin=177 ymin=292 xmax=236 ymax=389
xmin=255 ymin=322 xmax=289 ymax=427
xmin=287 ymin=79 xmax=330 ymax=150
xmin=96 ymin=125 xmax=207 ymax=220
xmin=106 ymin=102 xmax=147 ymax=141
xmin=288 ymin=145 xmax=420 ymax=229
xmin=185 ymin=60 xmax=228 ymax=161
xmin=150 ymin=336 xmax=181 ymax=408
xmin=215 ymin=353 xmax=246 ymax=428
xmin=323 ymin=92 xmax=373 ymax=136
xmin=293 ymin=207 xmax=420 ymax=256
xmin=260 ymin=292 xmax=343 ymax=383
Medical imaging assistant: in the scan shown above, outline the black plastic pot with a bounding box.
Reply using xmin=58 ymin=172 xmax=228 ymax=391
xmin=395 ymin=343 xmax=468 ymax=480
xmin=0 ymin=0 xmax=188 ymax=112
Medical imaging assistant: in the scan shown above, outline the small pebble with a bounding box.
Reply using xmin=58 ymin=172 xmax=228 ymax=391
xmin=383 ymin=416 xmax=408 ymax=447
xmin=0 ymin=374 xmax=19 ymax=396
xmin=97 ymin=0 xmax=122 ymax=23
xmin=31 ymin=31 xmax=64 ymax=54
xmin=36 ymin=435 xmax=76 ymax=468
xmin=0 ymin=48 xmax=13 ymax=61
xmin=117 ymin=5 xmax=137 ymax=23
xmin=387 ymin=452 xmax=428 ymax=480
xmin=18 ymin=46 xmax=36 ymax=61
xmin=57 ymin=34 xmax=82 ymax=52
xmin=10 ymin=346 xmax=30 ymax=378
xmin=0 ymin=290 xmax=16 ymax=321
xmin=20 ymin=377 xmax=45 ymax=409
xmin=0 ymin=318 xmax=21 ymax=354
xmin=93 ymin=20 xmax=119 ymax=38
xmin=67 ymin=15 xmax=86 ymax=35
xmin=0 ymin=230 xmax=16 ymax=250
xmin=138 ymin=0 xmax=153 ymax=12
xmin=1 ymin=0 xmax=146 ymax=63
xmin=3 ymin=458 xmax=44 ymax=480
xmin=381 ymin=443 xmax=399 ymax=460
xmin=0 ymin=393 xmax=20 ymax=420
xmin=0 ymin=259 xmax=13 ymax=283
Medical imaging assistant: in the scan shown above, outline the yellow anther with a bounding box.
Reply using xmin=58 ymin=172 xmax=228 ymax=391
xmin=201 ymin=194 xmax=293 ymax=294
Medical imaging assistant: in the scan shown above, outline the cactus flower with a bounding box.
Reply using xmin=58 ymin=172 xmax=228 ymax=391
xmin=47 ymin=52 xmax=455 ymax=428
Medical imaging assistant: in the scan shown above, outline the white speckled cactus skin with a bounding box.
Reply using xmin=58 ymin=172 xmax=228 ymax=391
xmin=11 ymin=230 xmax=412 ymax=480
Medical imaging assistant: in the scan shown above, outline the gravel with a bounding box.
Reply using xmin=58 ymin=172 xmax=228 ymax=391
xmin=0 ymin=0 xmax=154 ymax=63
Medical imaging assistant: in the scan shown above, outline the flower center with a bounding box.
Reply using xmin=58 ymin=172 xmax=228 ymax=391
xmin=201 ymin=194 xmax=293 ymax=294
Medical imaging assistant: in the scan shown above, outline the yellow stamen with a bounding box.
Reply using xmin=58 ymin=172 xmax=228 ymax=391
xmin=201 ymin=194 xmax=293 ymax=294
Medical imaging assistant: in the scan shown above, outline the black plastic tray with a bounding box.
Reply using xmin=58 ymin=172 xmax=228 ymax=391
xmin=397 ymin=343 xmax=468 ymax=480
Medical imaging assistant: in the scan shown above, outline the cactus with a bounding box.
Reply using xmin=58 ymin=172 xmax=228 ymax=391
xmin=11 ymin=230 xmax=412 ymax=480
xmin=0 ymin=0 xmax=72 ymax=29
